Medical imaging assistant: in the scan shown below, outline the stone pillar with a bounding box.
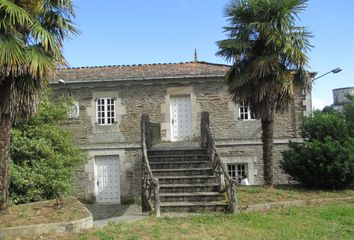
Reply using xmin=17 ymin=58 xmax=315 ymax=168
xmin=141 ymin=114 xmax=151 ymax=149
xmin=200 ymin=112 xmax=209 ymax=148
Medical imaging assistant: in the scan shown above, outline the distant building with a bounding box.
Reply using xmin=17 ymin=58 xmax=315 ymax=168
xmin=333 ymin=87 xmax=354 ymax=110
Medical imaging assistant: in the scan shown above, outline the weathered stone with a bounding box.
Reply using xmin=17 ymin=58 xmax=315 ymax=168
xmin=50 ymin=62 xmax=311 ymax=203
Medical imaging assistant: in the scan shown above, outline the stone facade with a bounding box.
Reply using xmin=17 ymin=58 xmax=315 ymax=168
xmin=333 ymin=87 xmax=354 ymax=111
xmin=51 ymin=61 xmax=311 ymax=203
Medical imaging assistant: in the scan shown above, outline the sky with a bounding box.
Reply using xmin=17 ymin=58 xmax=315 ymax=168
xmin=63 ymin=0 xmax=354 ymax=109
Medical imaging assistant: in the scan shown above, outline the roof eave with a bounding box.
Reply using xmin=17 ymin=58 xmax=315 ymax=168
xmin=50 ymin=74 xmax=226 ymax=85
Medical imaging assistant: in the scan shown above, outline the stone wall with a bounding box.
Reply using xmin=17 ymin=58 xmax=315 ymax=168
xmin=51 ymin=77 xmax=309 ymax=202
xmin=54 ymin=78 xmax=305 ymax=143
xmin=217 ymin=142 xmax=291 ymax=185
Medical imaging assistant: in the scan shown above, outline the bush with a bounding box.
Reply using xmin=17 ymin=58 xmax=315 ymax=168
xmin=281 ymin=97 xmax=354 ymax=189
xmin=302 ymin=111 xmax=351 ymax=142
xmin=10 ymin=92 xmax=86 ymax=204
xmin=282 ymin=138 xmax=354 ymax=189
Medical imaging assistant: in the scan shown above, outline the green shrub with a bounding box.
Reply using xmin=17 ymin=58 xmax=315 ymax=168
xmin=10 ymin=92 xmax=86 ymax=204
xmin=281 ymin=97 xmax=354 ymax=189
xmin=282 ymin=138 xmax=354 ymax=189
xmin=302 ymin=111 xmax=351 ymax=142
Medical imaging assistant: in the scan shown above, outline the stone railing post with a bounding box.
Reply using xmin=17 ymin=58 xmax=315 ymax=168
xmin=228 ymin=183 xmax=237 ymax=213
xmin=200 ymin=112 xmax=210 ymax=148
xmin=141 ymin=115 xmax=149 ymax=212
xmin=142 ymin=114 xmax=152 ymax=149
xmin=152 ymin=178 xmax=161 ymax=217
xmin=141 ymin=114 xmax=160 ymax=217
xmin=141 ymin=173 xmax=149 ymax=212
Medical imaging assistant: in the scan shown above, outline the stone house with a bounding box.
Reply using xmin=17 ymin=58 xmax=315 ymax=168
xmin=51 ymin=61 xmax=312 ymax=204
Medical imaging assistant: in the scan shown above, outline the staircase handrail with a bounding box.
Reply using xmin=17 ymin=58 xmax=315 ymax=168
xmin=200 ymin=112 xmax=237 ymax=213
xmin=141 ymin=114 xmax=160 ymax=217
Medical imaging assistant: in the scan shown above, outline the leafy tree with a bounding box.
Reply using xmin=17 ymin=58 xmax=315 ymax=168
xmin=216 ymin=0 xmax=312 ymax=185
xmin=10 ymin=91 xmax=86 ymax=204
xmin=0 ymin=0 xmax=78 ymax=210
xmin=343 ymin=94 xmax=354 ymax=131
xmin=281 ymin=104 xmax=354 ymax=189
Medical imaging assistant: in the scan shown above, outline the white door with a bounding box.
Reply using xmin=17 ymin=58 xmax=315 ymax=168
xmin=95 ymin=156 xmax=120 ymax=203
xmin=170 ymin=96 xmax=192 ymax=141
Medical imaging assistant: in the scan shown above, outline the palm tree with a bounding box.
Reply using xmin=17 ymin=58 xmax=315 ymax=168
xmin=217 ymin=0 xmax=312 ymax=185
xmin=0 ymin=0 xmax=78 ymax=210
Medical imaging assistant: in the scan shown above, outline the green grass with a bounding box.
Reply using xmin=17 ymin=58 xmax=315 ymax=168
xmin=236 ymin=185 xmax=354 ymax=207
xmin=37 ymin=201 xmax=354 ymax=240
xmin=2 ymin=186 xmax=353 ymax=240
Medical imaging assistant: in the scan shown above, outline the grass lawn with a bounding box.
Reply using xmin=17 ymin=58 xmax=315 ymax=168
xmin=0 ymin=197 xmax=90 ymax=228
xmin=1 ymin=186 xmax=353 ymax=239
xmin=36 ymin=201 xmax=354 ymax=240
xmin=237 ymin=185 xmax=354 ymax=207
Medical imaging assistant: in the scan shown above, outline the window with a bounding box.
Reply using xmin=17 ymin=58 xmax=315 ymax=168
xmin=96 ymin=98 xmax=116 ymax=125
xmin=239 ymin=101 xmax=255 ymax=120
xmin=228 ymin=163 xmax=248 ymax=184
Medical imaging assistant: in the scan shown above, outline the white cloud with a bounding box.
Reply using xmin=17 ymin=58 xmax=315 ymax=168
xmin=312 ymin=98 xmax=327 ymax=110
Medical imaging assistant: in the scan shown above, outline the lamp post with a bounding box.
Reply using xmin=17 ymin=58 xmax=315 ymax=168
xmin=313 ymin=67 xmax=342 ymax=81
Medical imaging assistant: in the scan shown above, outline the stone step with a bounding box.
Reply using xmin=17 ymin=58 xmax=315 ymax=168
xmin=160 ymin=192 xmax=224 ymax=202
xmin=147 ymin=155 xmax=209 ymax=163
xmin=159 ymin=183 xmax=219 ymax=193
xmin=158 ymin=175 xmax=217 ymax=184
xmin=149 ymin=161 xmax=211 ymax=169
xmin=160 ymin=201 xmax=227 ymax=213
xmin=152 ymin=168 xmax=213 ymax=177
xmin=148 ymin=149 xmax=207 ymax=156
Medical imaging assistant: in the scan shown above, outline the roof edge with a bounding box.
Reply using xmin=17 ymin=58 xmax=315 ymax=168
xmin=57 ymin=61 xmax=231 ymax=70
xmin=50 ymin=74 xmax=226 ymax=84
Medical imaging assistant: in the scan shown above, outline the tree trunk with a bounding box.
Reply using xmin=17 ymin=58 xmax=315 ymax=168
xmin=0 ymin=113 xmax=11 ymax=210
xmin=261 ymin=113 xmax=274 ymax=186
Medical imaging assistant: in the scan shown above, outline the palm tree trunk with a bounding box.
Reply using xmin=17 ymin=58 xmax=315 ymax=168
xmin=261 ymin=113 xmax=274 ymax=186
xmin=0 ymin=112 xmax=11 ymax=210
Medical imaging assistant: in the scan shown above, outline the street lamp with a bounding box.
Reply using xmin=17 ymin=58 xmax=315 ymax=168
xmin=313 ymin=67 xmax=342 ymax=81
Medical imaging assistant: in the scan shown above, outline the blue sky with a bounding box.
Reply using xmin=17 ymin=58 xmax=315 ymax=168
xmin=64 ymin=0 xmax=354 ymax=109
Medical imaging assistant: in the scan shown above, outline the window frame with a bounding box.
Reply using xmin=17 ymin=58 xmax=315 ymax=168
xmin=96 ymin=97 xmax=116 ymax=125
xmin=227 ymin=163 xmax=248 ymax=184
xmin=239 ymin=101 xmax=256 ymax=120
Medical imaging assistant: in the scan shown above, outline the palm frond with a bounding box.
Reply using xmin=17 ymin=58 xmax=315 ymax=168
xmin=248 ymin=55 xmax=280 ymax=79
xmin=216 ymin=38 xmax=252 ymax=62
xmin=217 ymin=0 xmax=312 ymax=118
xmin=0 ymin=0 xmax=78 ymax=121
xmin=25 ymin=46 xmax=56 ymax=80
xmin=30 ymin=20 xmax=57 ymax=52
xmin=0 ymin=33 xmax=26 ymax=75
xmin=0 ymin=0 xmax=32 ymax=27
xmin=42 ymin=11 xmax=79 ymax=40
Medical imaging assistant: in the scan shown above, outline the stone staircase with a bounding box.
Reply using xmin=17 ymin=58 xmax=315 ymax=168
xmin=148 ymin=146 xmax=227 ymax=213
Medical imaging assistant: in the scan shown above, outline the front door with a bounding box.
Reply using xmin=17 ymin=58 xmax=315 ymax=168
xmin=95 ymin=156 xmax=120 ymax=203
xmin=170 ymin=95 xmax=192 ymax=141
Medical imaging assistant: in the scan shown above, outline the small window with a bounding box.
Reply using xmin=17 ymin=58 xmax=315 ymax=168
xmin=239 ymin=101 xmax=255 ymax=120
xmin=96 ymin=98 xmax=116 ymax=125
xmin=228 ymin=163 xmax=248 ymax=184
